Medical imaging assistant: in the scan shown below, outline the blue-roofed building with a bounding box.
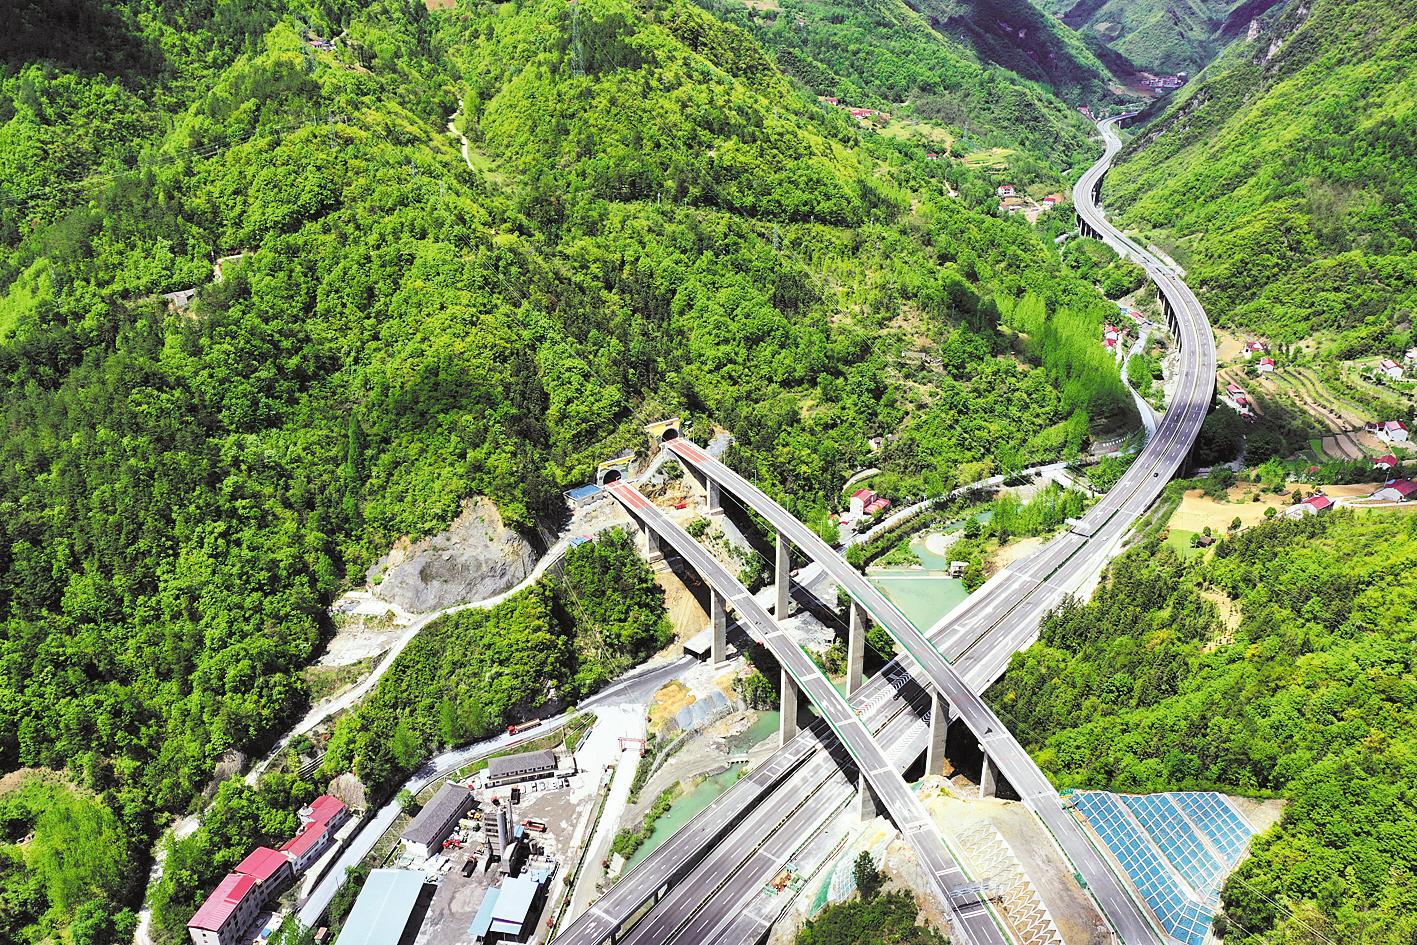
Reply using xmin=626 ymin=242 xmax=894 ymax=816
xmin=469 ymin=874 xmax=549 ymax=943
xmin=468 ymin=887 xmax=501 ymax=941
xmin=565 ymin=484 xmax=602 ymax=507
xmin=337 ymin=869 xmax=428 ymax=945
xmin=1071 ymin=791 xmax=1256 ymax=945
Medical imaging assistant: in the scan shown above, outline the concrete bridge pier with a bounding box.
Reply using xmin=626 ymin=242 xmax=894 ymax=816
xmin=980 ymin=754 xmax=999 ymax=799
xmin=682 ymin=464 xmax=723 ymax=515
xmin=779 ymin=668 xmax=799 ymax=748
xmin=710 ymin=589 xmax=728 ymax=664
xmin=925 ymin=690 xmax=950 ymax=777
xmin=645 ymin=529 xmax=665 ymax=568
xmin=856 ymin=773 xmax=880 ymax=822
xmin=846 ymin=600 xmax=867 ymax=696
xmin=774 ymin=533 xmax=792 ymax=618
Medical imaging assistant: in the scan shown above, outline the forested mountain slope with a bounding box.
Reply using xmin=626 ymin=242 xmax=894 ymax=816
xmin=1042 ymin=0 xmax=1280 ymax=75
xmin=707 ymin=0 xmax=1111 ymax=177
xmin=991 ymin=510 xmax=1417 ymax=945
xmin=0 ymin=0 xmax=1132 ymax=938
xmin=1104 ymin=0 xmax=1417 ymax=355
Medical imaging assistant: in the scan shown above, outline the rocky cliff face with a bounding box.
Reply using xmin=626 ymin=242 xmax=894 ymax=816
xmin=367 ymin=497 xmax=536 ymax=613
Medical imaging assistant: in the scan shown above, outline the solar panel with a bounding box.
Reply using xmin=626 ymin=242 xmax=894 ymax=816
xmin=1073 ymin=791 xmax=1256 ymax=945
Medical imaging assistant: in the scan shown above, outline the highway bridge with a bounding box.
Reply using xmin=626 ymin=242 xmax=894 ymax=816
xmin=604 ymin=481 xmax=1014 ymax=945
xmin=554 ymin=115 xmax=1216 ymax=945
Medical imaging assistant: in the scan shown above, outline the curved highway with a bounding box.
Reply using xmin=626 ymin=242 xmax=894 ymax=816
xmin=557 ymin=116 xmax=1217 ymax=945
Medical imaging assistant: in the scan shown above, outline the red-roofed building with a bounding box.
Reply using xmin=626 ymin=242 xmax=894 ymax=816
xmin=1372 ymin=479 xmax=1417 ymax=502
xmin=1286 ymin=494 xmax=1334 ymax=518
xmin=997 ymin=184 xmax=1016 ymax=197
xmin=279 ymin=796 xmax=349 ymax=873
xmin=1244 ymin=340 xmax=1265 ymax=359
xmin=304 ymin=795 xmax=349 ymax=830
xmin=849 ymin=488 xmax=877 ymax=517
xmin=1374 ymin=454 xmax=1399 ymax=470
xmin=864 ymin=498 xmax=892 ymax=516
xmin=1380 ymin=358 xmax=1404 ymax=380
xmin=234 ymin=846 xmax=292 ymax=889
xmin=1257 ymin=356 xmax=1275 ymax=373
xmin=280 ymin=821 xmax=332 ymax=872
xmin=188 ymin=873 xmax=260 ymax=945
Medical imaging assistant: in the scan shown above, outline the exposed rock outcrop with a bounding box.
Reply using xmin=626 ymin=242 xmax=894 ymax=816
xmin=367 ymin=497 xmax=535 ymax=613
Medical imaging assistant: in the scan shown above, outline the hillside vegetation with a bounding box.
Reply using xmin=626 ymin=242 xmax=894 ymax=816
xmin=992 ymin=511 xmax=1417 ymax=944
xmin=713 ymin=0 xmax=1107 ymax=180
xmin=0 ymin=0 xmax=1131 ymax=938
xmin=1044 ymin=0 xmax=1279 ymax=75
xmin=1106 ymin=0 xmax=1417 ymax=358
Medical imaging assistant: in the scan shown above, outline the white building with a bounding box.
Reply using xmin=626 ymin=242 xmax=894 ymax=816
xmin=1372 ymin=420 xmax=1410 ymax=444
xmin=1379 ymin=358 xmax=1404 ymax=380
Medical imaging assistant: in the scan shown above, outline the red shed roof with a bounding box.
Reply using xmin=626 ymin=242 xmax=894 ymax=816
xmin=1374 ymin=455 xmax=1398 ymax=468
xmin=189 ymin=873 xmax=256 ymax=931
xmin=1304 ymin=495 xmax=1334 ymax=511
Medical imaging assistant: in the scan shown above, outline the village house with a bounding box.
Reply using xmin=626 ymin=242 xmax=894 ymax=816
xmin=1379 ymin=358 xmax=1404 ymax=380
xmin=996 ymin=184 xmax=1016 ymax=197
xmin=278 ymin=795 xmax=349 ymax=873
xmin=1369 ymin=420 xmax=1410 ymax=444
xmin=1103 ymin=324 xmax=1121 ymax=349
xmin=1243 ymin=340 xmax=1265 ymax=359
xmin=1256 ymin=356 xmax=1275 ymax=374
xmin=188 ymin=874 xmax=262 ymax=945
xmin=849 ymin=488 xmax=891 ymax=518
xmin=1286 ymin=494 xmax=1334 ymax=519
xmin=1371 ymin=479 xmax=1417 ymax=502
xmin=1373 ymin=454 xmax=1399 ymax=471
xmin=190 ymin=794 xmax=350 ymax=944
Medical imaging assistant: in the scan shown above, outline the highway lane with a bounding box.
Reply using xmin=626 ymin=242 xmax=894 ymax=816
xmin=605 ymin=481 xmax=1012 ymax=945
xmin=557 ymin=115 xmax=1215 ymax=945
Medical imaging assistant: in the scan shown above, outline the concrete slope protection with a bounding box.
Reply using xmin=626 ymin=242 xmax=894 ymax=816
xmin=556 ymin=117 xmax=1216 ymax=945
xmin=605 ymin=482 xmax=1013 ymax=945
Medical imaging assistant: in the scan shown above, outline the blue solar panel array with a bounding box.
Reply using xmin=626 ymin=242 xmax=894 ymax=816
xmin=1073 ymin=791 xmax=1256 ymax=945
